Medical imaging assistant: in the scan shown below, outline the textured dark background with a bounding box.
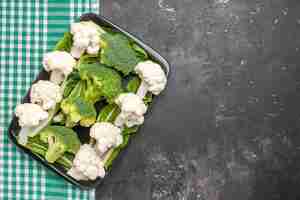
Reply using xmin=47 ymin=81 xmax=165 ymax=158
xmin=96 ymin=0 xmax=300 ymax=199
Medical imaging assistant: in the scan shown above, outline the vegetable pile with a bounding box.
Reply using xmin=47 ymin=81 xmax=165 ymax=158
xmin=15 ymin=21 xmax=167 ymax=181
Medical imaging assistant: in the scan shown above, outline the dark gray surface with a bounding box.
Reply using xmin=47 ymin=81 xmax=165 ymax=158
xmin=96 ymin=0 xmax=300 ymax=199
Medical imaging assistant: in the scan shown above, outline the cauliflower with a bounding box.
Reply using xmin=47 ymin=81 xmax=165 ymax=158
xmin=134 ymin=60 xmax=167 ymax=97
xmin=114 ymin=93 xmax=147 ymax=128
xmin=90 ymin=122 xmax=123 ymax=155
xmin=69 ymin=144 xmax=105 ymax=180
xmin=15 ymin=103 xmax=49 ymax=127
xmin=67 ymin=167 xmax=88 ymax=181
xmin=70 ymin=22 xmax=101 ymax=58
xmin=30 ymin=80 xmax=63 ymax=110
xmin=49 ymin=70 xmax=65 ymax=84
xmin=43 ymin=51 xmax=76 ymax=84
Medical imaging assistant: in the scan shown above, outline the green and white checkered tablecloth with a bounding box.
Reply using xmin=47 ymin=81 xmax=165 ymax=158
xmin=0 ymin=1 xmax=99 ymax=199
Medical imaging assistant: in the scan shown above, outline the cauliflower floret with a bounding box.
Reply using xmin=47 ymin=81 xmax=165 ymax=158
xmin=135 ymin=60 xmax=167 ymax=97
xmin=71 ymin=144 xmax=105 ymax=180
xmin=43 ymin=51 xmax=76 ymax=84
xmin=30 ymin=80 xmax=62 ymax=110
xmin=67 ymin=167 xmax=89 ymax=181
xmin=114 ymin=93 xmax=147 ymax=128
xmin=90 ymin=122 xmax=123 ymax=155
xmin=15 ymin=103 xmax=49 ymax=127
xmin=49 ymin=70 xmax=65 ymax=84
xmin=70 ymin=22 xmax=101 ymax=58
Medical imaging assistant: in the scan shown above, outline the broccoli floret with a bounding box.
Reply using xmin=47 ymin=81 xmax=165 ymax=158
xmin=39 ymin=126 xmax=80 ymax=163
xmin=99 ymin=31 xmax=145 ymax=75
xmin=61 ymin=97 xmax=97 ymax=127
xmin=61 ymin=80 xmax=97 ymax=127
xmin=79 ymin=63 xmax=123 ymax=103
xmin=25 ymin=136 xmax=74 ymax=170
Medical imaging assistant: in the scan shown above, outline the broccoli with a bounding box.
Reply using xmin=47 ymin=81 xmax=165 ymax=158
xmin=77 ymin=53 xmax=100 ymax=67
xmin=131 ymin=43 xmax=148 ymax=60
xmin=61 ymin=97 xmax=97 ymax=127
xmin=39 ymin=125 xmax=80 ymax=163
xmin=78 ymin=63 xmax=123 ymax=103
xmin=54 ymin=32 xmax=73 ymax=52
xmin=99 ymin=33 xmax=143 ymax=75
xmin=61 ymin=81 xmax=97 ymax=127
xmin=97 ymin=103 xmax=120 ymax=123
xmin=61 ymin=71 xmax=81 ymax=98
xmin=25 ymin=136 xmax=74 ymax=170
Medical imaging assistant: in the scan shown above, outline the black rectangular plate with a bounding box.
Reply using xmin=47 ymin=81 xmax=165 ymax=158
xmin=8 ymin=13 xmax=170 ymax=190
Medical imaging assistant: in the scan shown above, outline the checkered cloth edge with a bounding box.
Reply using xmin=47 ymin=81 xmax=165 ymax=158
xmin=0 ymin=0 xmax=99 ymax=199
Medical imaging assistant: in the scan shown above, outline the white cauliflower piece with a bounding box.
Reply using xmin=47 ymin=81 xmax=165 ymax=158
xmin=43 ymin=51 xmax=76 ymax=84
xmin=70 ymin=22 xmax=101 ymax=58
xmin=15 ymin=103 xmax=49 ymax=127
xmin=114 ymin=93 xmax=147 ymax=128
xmin=67 ymin=167 xmax=89 ymax=181
xmin=30 ymin=80 xmax=62 ymax=110
xmin=71 ymin=144 xmax=105 ymax=180
xmin=90 ymin=122 xmax=123 ymax=155
xmin=135 ymin=60 xmax=167 ymax=97
xmin=49 ymin=70 xmax=65 ymax=84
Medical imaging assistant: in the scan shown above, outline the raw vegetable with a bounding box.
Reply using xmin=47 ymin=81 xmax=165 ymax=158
xmin=77 ymin=53 xmax=100 ymax=67
xmin=39 ymin=125 xmax=81 ymax=163
xmin=54 ymin=32 xmax=73 ymax=52
xmin=69 ymin=144 xmax=106 ymax=180
xmin=96 ymin=104 xmax=120 ymax=123
xmin=43 ymin=51 xmax=77 ymax=84
xmin=78 ymin=63 xmax=123 ymax=103
xmin=61 ymin=81 xmax=97 ymax=127
xmin=25 ymin=136 xmax=74 ymax=170
xmin=126 ymin=76 xmax=152 ymax=105
xmin=90 ymin=122 xmax=123 ymax=155
xmin=17 ymin=105 xmax=58 ymax=145
xmin=131 ymin=43 xmax=148 ymax=60
xmin=70 ymin=22 xmax=101 ymax=58
xmin=30 ymin=80 xmax=63 ymax=110
xmin=134 ymin=60 xmax=167 ymax=97
xmin=114 ymin=93 xmax=147 ymax=128
xmin=100 ymin=32 xmax=143 ymax=75
xmin=61 ymin=71 xmax=81 ymax=98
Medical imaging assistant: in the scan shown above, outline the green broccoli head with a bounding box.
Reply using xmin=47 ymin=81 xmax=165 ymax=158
xmin=61 ymin=79 xmax=97 ymax=127
xmin=79 ymin=63 xmax=123 ymax=103
xmin=61 ymin=97 xmax=97 ymax=127
xmin=100 ymin=32 xmax=145 ymax=75
xmin=39 ymin=126 xmax=81 ymax=163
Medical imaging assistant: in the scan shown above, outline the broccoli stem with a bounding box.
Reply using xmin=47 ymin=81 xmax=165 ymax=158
xmin=45 ymin=140 xmax=66 ymax=163
xmin=97 ymin=25 xmax=107 ymax=36
xmin=103 ymin=148 xmax=118 ymax=170
xmin=136 ymin=81 xmax=148 ymax=99
xmin=25 ymin=139 xmax=73 ymax=170
xmin=58 ymin=155 xmax=73 ymax=169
